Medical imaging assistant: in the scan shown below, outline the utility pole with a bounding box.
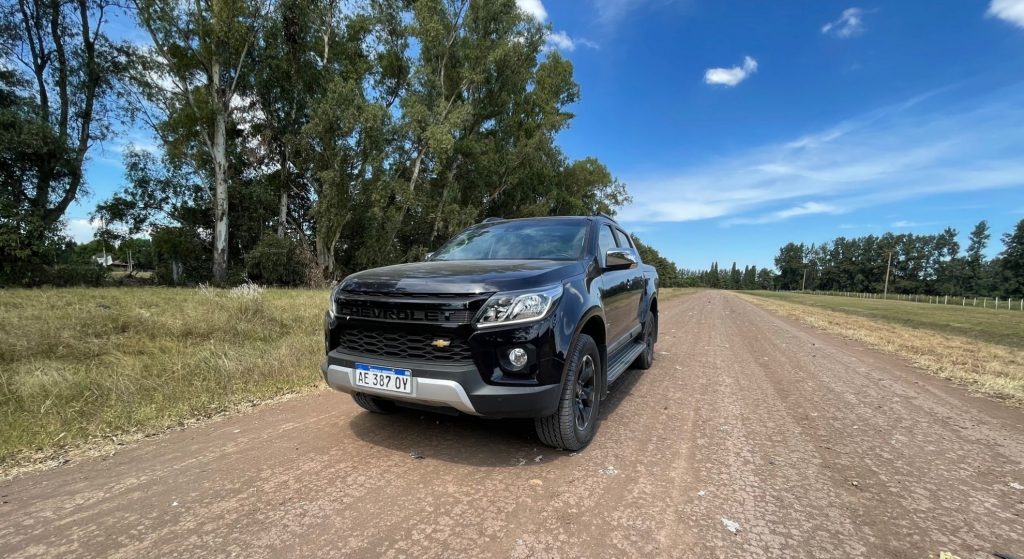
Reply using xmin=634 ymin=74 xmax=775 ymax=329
xmin=883 ymin=251 xmax=892 ymax=300
xmin=801 ymin=267 xmax=808 ymax=292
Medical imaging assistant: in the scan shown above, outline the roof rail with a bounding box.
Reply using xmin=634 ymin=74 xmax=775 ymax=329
xmin=592 ymin=211 xmax=617 ymax=223
xmin=481 ymin=216 xmax=504 ymax=224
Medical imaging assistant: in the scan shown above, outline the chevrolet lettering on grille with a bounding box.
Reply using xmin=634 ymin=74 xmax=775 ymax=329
xmin=337 ymin=304 xmax=465 ymax=323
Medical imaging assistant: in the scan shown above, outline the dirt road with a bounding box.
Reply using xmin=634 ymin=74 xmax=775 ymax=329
xmin=2 ymin=291 xmax=1023 ymax=558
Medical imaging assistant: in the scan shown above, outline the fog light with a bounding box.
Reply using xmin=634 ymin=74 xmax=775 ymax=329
xmin=507 ymin=347 xmax=529 ymax=370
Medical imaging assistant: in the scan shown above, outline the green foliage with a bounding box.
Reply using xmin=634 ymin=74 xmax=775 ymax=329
xmin=998 ymin=219 xmax=1024 ymax=297
xmin=771 ymin=219 xmax=1024 ymax=297
xmin=9 ymin=0 xmax=635 ymax=287
xmin=151 ymin=226 xmax=210 ymax=285
xmin=0 ymin=0 xmax=124 ymax=284
xmin=245 ymin=235 xmax=309 ymax=286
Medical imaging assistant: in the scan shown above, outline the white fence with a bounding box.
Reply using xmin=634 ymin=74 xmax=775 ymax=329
xmin=796 ymin=290 xmax=1024 ymax=311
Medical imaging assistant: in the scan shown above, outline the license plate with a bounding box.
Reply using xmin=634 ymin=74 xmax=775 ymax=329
xmin=354 ymin=363 xmax=413 ymax=394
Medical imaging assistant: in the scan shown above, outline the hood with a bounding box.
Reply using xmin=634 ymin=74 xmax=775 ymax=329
xmin=339 ymin=260 xmax=585 ymax=295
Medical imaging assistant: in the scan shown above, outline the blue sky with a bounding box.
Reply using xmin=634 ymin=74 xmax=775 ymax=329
xmin=69 ymin=0 xmax=1024 ymax=270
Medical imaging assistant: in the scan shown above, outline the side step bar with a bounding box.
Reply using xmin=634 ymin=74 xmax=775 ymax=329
xmin=606 ymin=342 xmax=645 ymax=385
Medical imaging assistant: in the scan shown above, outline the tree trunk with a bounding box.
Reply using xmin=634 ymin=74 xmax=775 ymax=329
xmin=211 ymin=61 xmax=229 ymax=284
xmin=277 ymin=188 xmax=288 ymax=238
xmin=315 ymin=227 xmax=341 ymax=280
xmin=277 ymin=144 xmax=288 ymax=237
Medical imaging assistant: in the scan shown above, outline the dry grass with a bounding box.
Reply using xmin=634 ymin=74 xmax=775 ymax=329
xmin=660 ymin=287 xmax=704 ymax=302
xmin=739 ymin=292 xmax=1024 ymax=407
xmin=0 ymin=286 xmax=329 ymax=474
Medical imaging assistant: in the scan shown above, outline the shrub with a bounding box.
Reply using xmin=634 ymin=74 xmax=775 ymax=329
xmin=245 ymin=235 xmax=309 ymax=286
xmin=3 ymin=263 xmax=108 ymax=287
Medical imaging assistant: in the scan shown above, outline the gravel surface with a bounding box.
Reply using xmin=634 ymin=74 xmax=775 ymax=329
xmin=2 ymin=291 xmax=1023 ymax=558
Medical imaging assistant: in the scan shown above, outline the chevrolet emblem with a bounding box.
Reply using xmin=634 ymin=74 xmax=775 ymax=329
xmin=431 ymin=338 xmax=452 ymax=348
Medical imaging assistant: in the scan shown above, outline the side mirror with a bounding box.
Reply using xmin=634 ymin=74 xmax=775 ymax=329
xmin=605 ymin=248 xmax=637 ymax=270
xmin=424 ymin=252 xmax=434 ymax=261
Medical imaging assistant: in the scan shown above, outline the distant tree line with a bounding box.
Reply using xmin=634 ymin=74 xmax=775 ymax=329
xmin=631 ymin=236 xmax=776 ymax=290
xmin=633 ymin=218 xmax=1024 ymax=298
xmin=773 ymin=219 xmax=1024 ymax=298
xmin=1 ymin=0 xmax=628 ymax=287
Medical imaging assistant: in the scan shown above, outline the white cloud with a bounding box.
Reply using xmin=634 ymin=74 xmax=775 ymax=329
xmin=547 ymin=31 xmax=576 ymax=51
xmin=545 ymin=31 xmax=599 ymax=52
xmin=704 ymin=56 xmax=758 ymax=87
xmin=822 ymin=8 xmax=866 ymax=38
xmin=65 ymin=218 xmax=101 ymax=243
xmin=516 ymin=0 xmax=548 ymax=22
xmin=891 ymin=220 xmax=918 ymax=228
xmin=988 ymin=0 xmax=1024 ymax=28
xmin=617 ymin=83 xmax=1024 ymax=226
xmin=725 ymin=202 xmax=840 ymax=225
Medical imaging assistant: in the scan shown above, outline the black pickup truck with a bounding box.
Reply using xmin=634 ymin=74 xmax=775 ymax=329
xmin=321 ymin=215 xmax=659 ymax=450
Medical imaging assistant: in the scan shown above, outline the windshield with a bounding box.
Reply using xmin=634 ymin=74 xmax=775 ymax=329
xmin=431 ymin=220 xmax=589 ymax=261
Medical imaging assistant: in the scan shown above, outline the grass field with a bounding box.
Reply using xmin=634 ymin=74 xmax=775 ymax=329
xmin=747 ymin=291 xmax=1024 ymax=348
xmin=741 ymin=291 xmax=1024 ymax=406
xmin=0 ymin=286 xmax=327 ymax=472
xmin=0 ymin=285 xmax=694 ymax=473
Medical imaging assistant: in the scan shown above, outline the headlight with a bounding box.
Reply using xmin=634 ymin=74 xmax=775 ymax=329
xmin=475 ymin=284 xmax=563 ymax=328
xmin=329 ymin=284 xmax=342 ymax=318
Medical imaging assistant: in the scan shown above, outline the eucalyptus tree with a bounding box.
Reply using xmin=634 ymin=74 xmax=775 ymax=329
xmin=1 ymin=0 xmax=123 ymax=276
xmin=287 ymin=0 xmax=408 ymax=277
xmin=131 ymin=0 xmax=267 ymax=282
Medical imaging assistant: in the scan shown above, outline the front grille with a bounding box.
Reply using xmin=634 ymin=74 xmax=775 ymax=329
xmin=334 ymin=290 xmax=491 ymax=325
xmin=340 ymin=290 xmax=473 ymax=299
xmin=336 ymin=328 xmax=473 ymax=363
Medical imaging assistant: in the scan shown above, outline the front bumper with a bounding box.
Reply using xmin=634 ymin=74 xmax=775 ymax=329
xmin=321 ymin=351 xmax=563 ymax=418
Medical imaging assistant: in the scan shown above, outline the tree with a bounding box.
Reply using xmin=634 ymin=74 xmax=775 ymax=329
xmin=1 ymin=0 xmax=123 ymax=280
xmin=774 ymin=242 xmax=805 ymax=290
xmin=965 ymin=220 xmax=990 ymax=295
xmin=728 ymin=262 xmax=740 ymax=289
xmin=756 ymin=267 xmax=775 ymax=290
xmin=93 ymin=0 xmax=632 ymax=286
xmin=741 ymin=265 xmax=756 ymax=290
xmin=998 ymin=219 xmax=1024 ymax=298
xmin=131 ymin=0 xmax=266 ymax=282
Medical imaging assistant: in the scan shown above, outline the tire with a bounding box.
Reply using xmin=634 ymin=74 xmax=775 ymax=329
xmin=633 ymin=311 xmax=658 ymax=370
xmin=535 ymin=333 xmax=602 ymax=451
xmin=352 ymin=392 xmax=398 ymax=414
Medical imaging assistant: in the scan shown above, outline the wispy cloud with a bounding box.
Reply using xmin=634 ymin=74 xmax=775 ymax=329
xmin=704 ymin=56 xmax=758 ymax=87
xmin=515 ymin=0 xmax=596 ymax=53
xmin=593 ymin=0 xmax=689 ymax=24
xmin=593 ymin=0 xmax=643 ymax=22
xmin=822 ymin=7 xmax=866 ymax=38
xmin=617 ymin=83 xmax=1024 ymax=226
xmin=546 ymin=31 xmax=599 ymax=52
xmin=726 ymin=202 xmax=841 ymax=225
xmin=516 ymin=0 xmax=548 ymax=22
xmin=988 ymin=0 xmax=1024 ymax=28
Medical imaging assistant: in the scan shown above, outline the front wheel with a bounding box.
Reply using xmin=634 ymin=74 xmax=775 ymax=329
xmin=535 ymin=333 xmax=602 ymax=451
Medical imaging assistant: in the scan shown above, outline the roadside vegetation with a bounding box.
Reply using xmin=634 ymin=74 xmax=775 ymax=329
xmin=0 ymin=287 xmax=326 ymax=472
xmin=0 ymin=285 xmax=694 ymax=473
xmin=749 ymin=292 xmax=1024 ymax=348
xmin=741 ymin=292 xmax=1024 ymax=406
